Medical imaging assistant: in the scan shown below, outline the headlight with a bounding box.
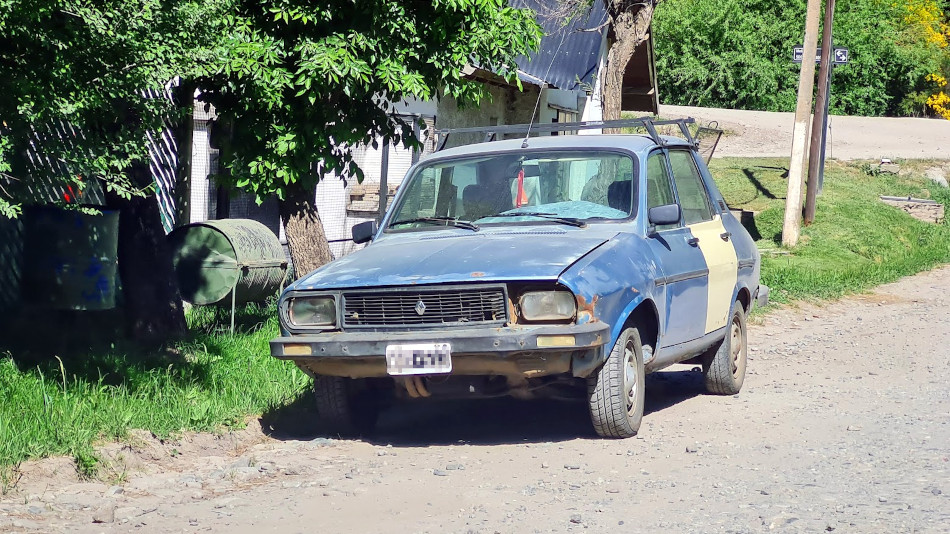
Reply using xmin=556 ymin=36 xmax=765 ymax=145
xmin=287 ymin=297 xmax=337 ymax=327
xmin=519 ymin=291 xmax=576 ymax=322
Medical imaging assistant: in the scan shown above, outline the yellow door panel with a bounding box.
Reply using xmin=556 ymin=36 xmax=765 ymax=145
xmin=689 ymin=216 xmax=738 ymax=333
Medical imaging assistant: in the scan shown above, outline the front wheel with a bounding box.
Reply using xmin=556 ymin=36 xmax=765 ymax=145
xmin=702 ymin=299 xmax=748 ymax=395
xmin=587 ymin=327 xmax=646 ymax=438
xmin=313 ymin=376 xmax=380 ymax=437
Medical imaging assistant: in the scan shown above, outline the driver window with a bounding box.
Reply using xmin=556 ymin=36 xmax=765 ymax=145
xmin=668 ymin=150 xmax=713 ymax=225
xmin=647 ymin=152 xmax=678 ymax=230
xmin=647 ymin=152 xmax=675 ymax=209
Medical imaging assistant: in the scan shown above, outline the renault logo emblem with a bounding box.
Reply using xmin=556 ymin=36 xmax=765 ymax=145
xmin=414 ymin=299 xmax=427 ymax=316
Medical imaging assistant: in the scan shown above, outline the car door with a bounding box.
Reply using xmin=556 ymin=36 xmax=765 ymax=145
xmin=668 ymin=149 xmax=738 ymax=335
xmin=643 ymin=150 xmax=708 ymax=347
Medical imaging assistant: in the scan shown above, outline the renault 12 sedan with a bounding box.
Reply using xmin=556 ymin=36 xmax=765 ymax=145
xmin=270 ymin=119 xmax=766 ymax=438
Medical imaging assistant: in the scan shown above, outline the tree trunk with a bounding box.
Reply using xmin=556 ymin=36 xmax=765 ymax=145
xmin=603 ymin=1 xmax=656 ymax=129
xmin=105 ymin=162 xmax=187 ymax=342
xmin=278 ymin=181 xmax=334 ymax=279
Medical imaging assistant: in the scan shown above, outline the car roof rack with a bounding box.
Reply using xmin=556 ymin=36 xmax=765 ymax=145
xmin=434 ymin=117 xmax=697 ymax=152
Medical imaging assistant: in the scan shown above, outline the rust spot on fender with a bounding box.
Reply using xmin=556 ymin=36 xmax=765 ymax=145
xmin=575 ymin=294 xmax=600 ymax=324
xmin=508 ymin=297 xmax=519 ymax=325
xmin=471 ymin=272 xmax=486 ymax=278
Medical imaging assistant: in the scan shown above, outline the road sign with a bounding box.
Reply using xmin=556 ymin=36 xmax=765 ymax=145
xmin=833 ymin=47 xmax=849 ymax=64
xmin=792 ymin=46 xmax=850 ymax=65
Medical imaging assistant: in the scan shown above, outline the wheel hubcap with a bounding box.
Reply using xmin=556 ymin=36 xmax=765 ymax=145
xmin=624 ymin=340 xmax=639 ymax=414
xmin=730 ymin=319 xmax=743 ymax=378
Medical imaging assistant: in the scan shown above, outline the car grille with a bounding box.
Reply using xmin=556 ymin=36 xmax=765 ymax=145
xmin=342 ymin=286 xmax=508 ymax=328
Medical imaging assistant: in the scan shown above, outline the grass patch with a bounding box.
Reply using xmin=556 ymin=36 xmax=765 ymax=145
xmin=711 ymin=158 xmax=950 ymax=304
xmin=0 ymin=301 xmax=308 ymax=476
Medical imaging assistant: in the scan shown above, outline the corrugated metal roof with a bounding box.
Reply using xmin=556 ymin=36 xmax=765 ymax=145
xmin=511 ymin=0 xmax=607 ymax=90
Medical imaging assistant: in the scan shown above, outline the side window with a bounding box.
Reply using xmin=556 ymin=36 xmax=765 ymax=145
xmin=646 ymin=152 xmax=675 ymax=209
xmin=668 ymin=150 xmax=713 ymax=225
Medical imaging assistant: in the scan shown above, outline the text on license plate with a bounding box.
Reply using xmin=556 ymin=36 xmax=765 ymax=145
xmin=385 ymin=343 xmax=452 ymax=376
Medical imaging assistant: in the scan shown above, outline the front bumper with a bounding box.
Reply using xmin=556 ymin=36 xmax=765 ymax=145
xmin=270 ymin=322 xmax=610 ymax=379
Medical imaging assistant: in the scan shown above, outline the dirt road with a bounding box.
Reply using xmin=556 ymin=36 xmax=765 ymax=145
xmin=3 ymin=267 xmax=949 ymax=533
xmin=659 ymin=104 xmax=950 ymax=160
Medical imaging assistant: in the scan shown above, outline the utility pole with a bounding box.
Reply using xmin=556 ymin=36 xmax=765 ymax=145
xmin=804 ymin=0 xmax=835 ymax=225
xmin=782 ymin=0 xmax=822 ymax=248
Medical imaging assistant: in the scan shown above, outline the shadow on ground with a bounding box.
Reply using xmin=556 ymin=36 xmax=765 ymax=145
xmin=261 ymin=366 xmax=708 ymax=446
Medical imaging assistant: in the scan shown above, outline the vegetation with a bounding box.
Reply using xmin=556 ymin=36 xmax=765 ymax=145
xmin=0 ymin=1 xmax=541 ymax=340
xmin=198 ymin=0 xmax=542 ymax=276
xmin=653 ymin=0 xmax=950 ymax=118
xmin=0 ymin=0 xmax=234 ymax=340
xmin=711 ymin=158 xmax=950 ymax=303
xmin=0 ymin=0 xmax=230 ymax=218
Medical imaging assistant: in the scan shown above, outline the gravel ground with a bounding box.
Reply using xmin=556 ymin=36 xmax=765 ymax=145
xmin=1 ymin=266 xmax=948 ymax=533
xmin=659 ymin=104 xmax=950 ymax=160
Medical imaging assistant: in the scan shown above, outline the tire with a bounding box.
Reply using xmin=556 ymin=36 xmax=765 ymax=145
xmin=587 ymin=327 xmax=646 ymax=438
xmin=313 ymin=376 xmax=380 ymax=437
xmin=702 ymin=299 xmax=748 ymax=395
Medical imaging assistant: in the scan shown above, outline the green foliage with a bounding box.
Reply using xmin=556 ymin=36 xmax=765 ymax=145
xmin=654 ymin=0 xmax=950 ymax=116
xmin=201 ymin=0 xmax=542 ymax=201
xmin=0 ymin=0 xmax=231 ymax=217
xmin=0 ymin=1 xmax=541 ymax=215
xmin=0 ymin=302 xmax=308 ymax=472
xmin=711 ymin=158 xmax=950 ymax=303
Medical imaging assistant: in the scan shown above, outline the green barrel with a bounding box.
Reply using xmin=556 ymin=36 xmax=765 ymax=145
xmin=169 ymin=219 xmax=287 ymax=306
xmin=22 ymin=206 xmax=120 ymax=310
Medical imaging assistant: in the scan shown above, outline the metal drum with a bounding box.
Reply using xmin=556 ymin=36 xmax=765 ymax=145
xmin=168 ymin=219 xmax=287 ymax=306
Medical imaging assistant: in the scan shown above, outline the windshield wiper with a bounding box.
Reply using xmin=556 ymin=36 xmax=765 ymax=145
xmin=488 ymin=212 xmax=587 ymax=228
xmin=389 ymin=216 xmax=479 ymax=231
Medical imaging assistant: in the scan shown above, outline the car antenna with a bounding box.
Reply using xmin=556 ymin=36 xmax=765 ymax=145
xmin=522 ymin=25 xmax=573 ymax=149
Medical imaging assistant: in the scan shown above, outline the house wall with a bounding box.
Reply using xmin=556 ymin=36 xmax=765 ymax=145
xmin=436 ymin=84 xmax=595 ymax=150
xmin=579 ymin=30 xmax=607 ymax=129
xmin=189 ymin=109 xmax=215 ymax=225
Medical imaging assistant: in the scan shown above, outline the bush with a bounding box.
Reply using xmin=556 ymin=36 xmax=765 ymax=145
xmin=653 ymin=0 xmax=950 ymax=117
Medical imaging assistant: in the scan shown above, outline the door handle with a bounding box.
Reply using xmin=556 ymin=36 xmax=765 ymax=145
xmin=720 ymin=232 xmax=732 ymax=241
xmin=687 ymin=237 xmax=700 ymax=246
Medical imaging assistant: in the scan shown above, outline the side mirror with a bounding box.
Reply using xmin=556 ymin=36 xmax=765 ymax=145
xmin=352 ymin=220 xmax=378 ymax=244
xmin=648 ymin=204 xmax=681 ymax=232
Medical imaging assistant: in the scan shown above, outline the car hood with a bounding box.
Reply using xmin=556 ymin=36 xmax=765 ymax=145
xmin=293 ymin=228 xmax=613 ymax=290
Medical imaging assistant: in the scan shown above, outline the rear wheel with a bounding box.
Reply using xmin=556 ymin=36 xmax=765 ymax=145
xmin=702 ymin=299 xmax=748 ymax=395
xmin=587 ymin=327 xmax=646 ymax=438
xmin=313 ymin=376 xmax=380 ymax=436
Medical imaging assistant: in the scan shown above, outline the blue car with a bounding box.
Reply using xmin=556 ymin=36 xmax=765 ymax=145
xmin=271 ymin=119 xmax=766 ymax=438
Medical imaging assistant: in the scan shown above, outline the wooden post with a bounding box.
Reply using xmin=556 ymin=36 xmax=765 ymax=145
xmin=804 ymin=0 xmax=836 ymax=225
xmin=782 ymin=0 xmax=822 ymax=248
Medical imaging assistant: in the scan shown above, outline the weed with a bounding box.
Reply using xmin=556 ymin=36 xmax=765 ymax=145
xmin=74 ymin=449 xmax=100 ymax=480
xmin=0 ymin=463 xmax=22 ymax=495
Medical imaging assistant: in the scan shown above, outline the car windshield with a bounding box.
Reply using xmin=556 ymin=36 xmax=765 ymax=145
xmin=387 ymin=150 xmax=635 ymax=231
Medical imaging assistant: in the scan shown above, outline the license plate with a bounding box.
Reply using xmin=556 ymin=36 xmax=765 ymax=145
xmin=385 ymin=343 xmax=452 ymax=375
